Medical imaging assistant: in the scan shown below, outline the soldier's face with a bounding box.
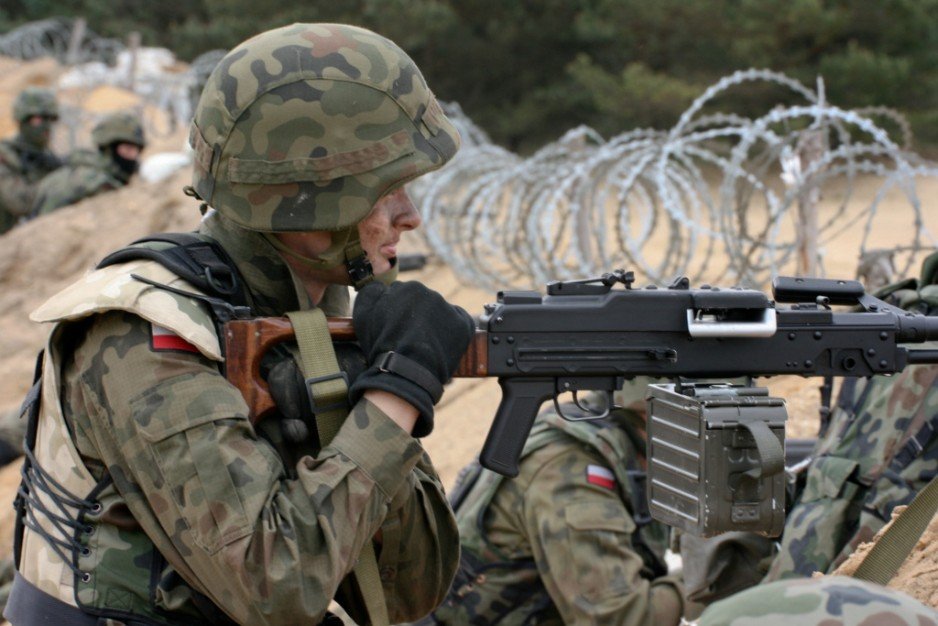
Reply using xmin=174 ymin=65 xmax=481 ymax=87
xmin=23 ymin=115 xmax=55 ymax=146
xmin=115 ymin=142 xmax=142 ymax=161
xmin=358 ymin=187 xmax=422 ymax=275
xmin=273 ymin=187 xmax=421 ymax=285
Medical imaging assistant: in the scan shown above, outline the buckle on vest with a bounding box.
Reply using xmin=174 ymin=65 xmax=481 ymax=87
xmin=304 ymin=372 xmax=350 ymax=415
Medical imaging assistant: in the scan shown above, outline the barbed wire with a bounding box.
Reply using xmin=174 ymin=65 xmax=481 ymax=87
xmin=0 ymin=18 xmax=121 ymax=64
xmin=1 ymin=19 xmax=226 ymax=148
xmin=410 ymin=69 xmax=938 ymax=290
xmin=3 ymin=22 xmax=935 ymax=288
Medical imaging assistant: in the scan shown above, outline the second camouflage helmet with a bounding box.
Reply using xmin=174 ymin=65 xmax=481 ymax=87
xmin=92 ymin=112 xmax=146 ymax=149
xmin=13 ymin=87 xmax=59 ymax=123
xmin=188 ymin=23 xmax=460 ymax=232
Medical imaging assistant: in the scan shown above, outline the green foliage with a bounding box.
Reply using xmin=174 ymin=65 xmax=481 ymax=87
xmin=569 ymin=56 xmax=700 ymax=134
xmin=2 ymin=0 xmax=938 ymax=152
xmin=819 ymin=43 xmax=912 ymax=108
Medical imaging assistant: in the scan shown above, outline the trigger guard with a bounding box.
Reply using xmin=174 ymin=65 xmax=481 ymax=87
xmin=554 ymin=390 xmax=612 ymax=422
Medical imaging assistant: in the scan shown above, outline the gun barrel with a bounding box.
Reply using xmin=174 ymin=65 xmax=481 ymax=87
xmin=897 ymin=315 xmax=938 ymax=342
xmin=907 ymin=350 xmax=938 ymax=364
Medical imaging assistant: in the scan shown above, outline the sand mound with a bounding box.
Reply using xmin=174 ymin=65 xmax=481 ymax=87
xmin=0 ymin=169 xmax=200 ymax=411
xmin=832 ymin=505 xmax=938 ymax=607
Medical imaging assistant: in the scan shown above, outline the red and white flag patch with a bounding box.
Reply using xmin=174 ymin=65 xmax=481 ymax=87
xmin=150 ymin=324 xmax=199 ymax=354
xmin=586 ymin=465 xmax=616 ymax=489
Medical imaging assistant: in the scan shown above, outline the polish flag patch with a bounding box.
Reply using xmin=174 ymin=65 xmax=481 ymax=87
xmin=586 ymin=465 xmax=616 ymax=489
xmin=150 ymin=324 xmax=199 ymax=354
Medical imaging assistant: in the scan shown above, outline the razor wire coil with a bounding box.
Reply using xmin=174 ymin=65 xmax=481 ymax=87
xmin=410 ymin=69 xmax=938 ymax=291
xmin=3 ymin=22 xmax=936 ymax=289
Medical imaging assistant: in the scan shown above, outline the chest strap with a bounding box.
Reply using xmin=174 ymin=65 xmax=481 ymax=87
xmin=287 ymin=309 xmax=389 ymax=626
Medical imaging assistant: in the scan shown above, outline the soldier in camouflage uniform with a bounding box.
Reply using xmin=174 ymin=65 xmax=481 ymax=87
xmin=5 ymin=23 xmax=472 ymax=626
xmin=419 ymin=379 xmax=685 ymax=625
xmin=0 ymin=87 xmax=62 ymax=233
xmin=764 ymin=251 xmax=938 ymax=581
xmin=31 ymin=111 xmax=145 ymax=217
xmin=679 ymin=251 xmax=938 ymax=605
xmin=695 ymin=576 xmax=938 ymax=625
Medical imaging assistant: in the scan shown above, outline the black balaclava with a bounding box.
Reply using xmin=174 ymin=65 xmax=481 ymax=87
xmin=106 ymin=143 xmax=141 ymax=181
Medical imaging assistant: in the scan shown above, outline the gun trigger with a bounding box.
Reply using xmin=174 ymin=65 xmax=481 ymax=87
xmin=555 ymin=391 xmax=612 ymax=422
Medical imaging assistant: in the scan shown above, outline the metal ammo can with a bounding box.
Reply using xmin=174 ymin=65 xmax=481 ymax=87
xmin=646 ymin=382 xmax=787 ymax=537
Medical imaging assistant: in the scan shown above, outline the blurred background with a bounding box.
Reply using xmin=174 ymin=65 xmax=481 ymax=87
xmin=3 ymin=0 xmax=938 ymax=153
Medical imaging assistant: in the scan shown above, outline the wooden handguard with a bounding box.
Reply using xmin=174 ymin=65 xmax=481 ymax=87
xmin=225 ymin=317 xmax=489 ymax=423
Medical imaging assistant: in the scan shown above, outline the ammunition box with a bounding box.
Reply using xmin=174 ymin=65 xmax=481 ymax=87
xmin=646 ymin=382 xmax=787 ymax=537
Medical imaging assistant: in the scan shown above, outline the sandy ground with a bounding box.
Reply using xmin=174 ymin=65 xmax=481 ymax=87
xmin=0 ymin=56 xmax=936 ymax=608
xmin=833 ymin=504 xmax=938 ymax=608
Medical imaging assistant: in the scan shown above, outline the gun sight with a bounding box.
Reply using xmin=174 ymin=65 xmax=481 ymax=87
xmin=772 ymin=276 xmax=865 ymax=305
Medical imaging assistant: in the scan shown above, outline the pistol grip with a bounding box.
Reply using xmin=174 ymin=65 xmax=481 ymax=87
xmin=480 ymin=378 xmax=555 ymax=477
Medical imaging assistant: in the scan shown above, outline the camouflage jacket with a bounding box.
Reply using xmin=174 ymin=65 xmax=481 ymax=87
xmin=20 ymin=210 xmax=458 ymax=625
xmin=0 ymin=136 xmax=61 ymax=232
xmin=31 ymin=148 xmax=126 ymax=217
xmin=424 ymin=403 xmax=682 ymax=626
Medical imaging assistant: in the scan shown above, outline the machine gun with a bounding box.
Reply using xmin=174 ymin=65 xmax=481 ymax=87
xmin=225 ymin=271 xmax=938 ymax=536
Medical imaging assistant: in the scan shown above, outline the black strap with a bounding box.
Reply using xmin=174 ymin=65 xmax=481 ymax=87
xmin=5 ymin=571 xmax=100 ymax=626
xmin=5 ymin=571 xmax=97 ymax=625
xmin=4 ymin=571 xmax=159 ymax=626
xmin=375 ymin=351 xmax=444 ymax=402
xmin=95 ymin=232 xmax=255 ymax=358
xmin=96 ymin=233 xmax=249 ymax=308
xmin=889 ymin=414 xmax=938 ymax=474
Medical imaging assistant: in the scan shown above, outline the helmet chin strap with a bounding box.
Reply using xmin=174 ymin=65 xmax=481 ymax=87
xmin=342 ymin=229 xmax=376 ymax=290
xmin=264 ymin=227 xmax=384 ymax=290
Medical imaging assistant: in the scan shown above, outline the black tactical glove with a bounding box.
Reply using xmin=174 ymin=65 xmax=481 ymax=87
xmin=349 ymin=280 xmax=475 ymax=437
xmin=267 ymin=358 xmax=315 ymax=445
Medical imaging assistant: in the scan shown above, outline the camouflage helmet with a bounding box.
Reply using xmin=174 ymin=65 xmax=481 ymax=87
xmin=188 ymin=23 xmax=460 ymax=233
xmin=91 ymin=112 xmax=146 ymax=149
xmin=13 ymin=87 xmax=59 ymax=123
xmin=697 ymin=576 xmax=938 ymax=626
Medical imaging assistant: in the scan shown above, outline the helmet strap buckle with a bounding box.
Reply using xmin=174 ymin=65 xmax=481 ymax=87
xmin=346 ymin=254 xmax=374 ymax=289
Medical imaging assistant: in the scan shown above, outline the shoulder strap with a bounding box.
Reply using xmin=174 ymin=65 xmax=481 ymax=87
xmin=96 ymin=233 xmax=248 ymax=308
xmin=95 ymin=233 xmax=253 ymax=354
xmin=288 ymin=309 xmax=388 ymax=626
xmin=851 ymin=474 xmax=938 ymax=585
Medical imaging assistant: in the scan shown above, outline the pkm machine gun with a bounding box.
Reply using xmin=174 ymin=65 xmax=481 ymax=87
xmin=225 ymin=271 xmax=938 ymax=536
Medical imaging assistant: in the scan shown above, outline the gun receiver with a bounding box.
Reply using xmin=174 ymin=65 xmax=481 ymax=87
xmin=225 ymin=271 xmax=938 ymax=478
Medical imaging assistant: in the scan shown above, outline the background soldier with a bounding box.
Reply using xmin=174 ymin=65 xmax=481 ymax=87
xmin=5 ymin=23 xmax=472 ymax=625
xmin=31 ymin=111 xmax=145 ymax=217
xmin=0 ymin=86 xmax=62 ymax=233
xmin=765 ymin=251 xmax=938 ymax=581
xmin=419 ymin=379 xmax=685 ymax=625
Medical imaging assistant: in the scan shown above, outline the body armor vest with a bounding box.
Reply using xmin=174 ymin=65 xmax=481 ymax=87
xmin=13 ymin=259 xmax=229 ymax=625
